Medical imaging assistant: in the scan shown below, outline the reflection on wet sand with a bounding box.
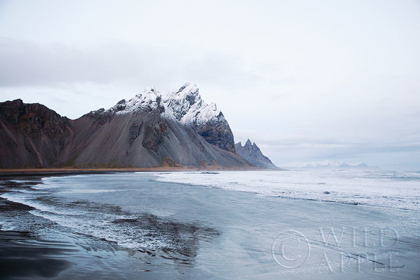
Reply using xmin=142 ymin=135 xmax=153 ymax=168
xmin=0 ymin=231 xmax=74 ymax=279
xmin=0 ymin=178 xmax=220 ymax=279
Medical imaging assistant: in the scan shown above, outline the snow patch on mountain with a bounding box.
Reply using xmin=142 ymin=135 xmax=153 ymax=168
xmin=104 ymin=82 xmax=223 ymax=128
xmin=108 ymin=87 xmax=161 ymax=114
xmin=162 ymin=82 xmax=222 ymax=126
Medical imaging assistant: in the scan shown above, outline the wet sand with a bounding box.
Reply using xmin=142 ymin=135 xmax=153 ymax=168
xmin=0 ymin=179 xmax=71 ymax=279
xmin=0 ymin=231 xmax=73 ymax=279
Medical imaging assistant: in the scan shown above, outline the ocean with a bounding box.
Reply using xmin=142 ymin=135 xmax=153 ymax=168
xmin=0 ymin=169 xmax=419 ymax=279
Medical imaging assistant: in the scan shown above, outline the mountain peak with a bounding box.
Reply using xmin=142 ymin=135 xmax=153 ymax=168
xmin=162 ymin=83 xmax=234 ymax=152
xmin=174 ymin=82 xmax=201 ymax=106
xmin=163 ymin=83 xmax=222 ymax=125
xmin=108 ymin=87 xmax=162 ymax=114
xmin=244 ymin=139 xmax=253 ymax=147
xmin=176 ymin=82 xmax=198 ymax=94
xmin=164 ymin=82 xmax=203 ymax=120
xmin=235 ymin=140 xmax=277 ymax=169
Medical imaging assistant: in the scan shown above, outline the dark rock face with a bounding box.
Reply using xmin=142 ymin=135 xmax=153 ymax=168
xmin=235 ymin=139 xmax=278 ymax=169
xmin=0 ymin=99 xmax=73 ymax=168
xmin=140 ymin=112 xmax=167 ymax=154
xmin=191 ymin=114 xmax=236 ymax=154
xmin=0 ymin=99 xmax=71 ymax=137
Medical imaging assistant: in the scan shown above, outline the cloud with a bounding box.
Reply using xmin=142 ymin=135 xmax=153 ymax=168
xmin=0 ymin=37 xmax=261 ymax=91
xmin=0 ymin=37 xmax=137 ymax=86
xmin=0 ymin=36 xmax=271 ymax=120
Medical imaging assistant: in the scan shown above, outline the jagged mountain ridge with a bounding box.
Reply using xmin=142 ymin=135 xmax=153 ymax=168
xmin=105 ymin=82 xmax=236 ymax=153
xmin=0 ymin=83 xmax=248 ymax=169
xmin=235 ymin=139 xmax=278 ymax=169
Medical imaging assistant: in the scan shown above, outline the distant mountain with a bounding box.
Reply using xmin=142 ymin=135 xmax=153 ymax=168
xmin=235 ymin=140 xmax=278 ymax=169
xmin=0 ymin=83 xmax=250 ymax=169
xmin=279 ymin=160 xmax=377 ymax=169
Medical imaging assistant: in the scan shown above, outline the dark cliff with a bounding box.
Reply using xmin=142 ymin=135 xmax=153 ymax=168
xmin=0 ymin=99 xmax=73 ymax=168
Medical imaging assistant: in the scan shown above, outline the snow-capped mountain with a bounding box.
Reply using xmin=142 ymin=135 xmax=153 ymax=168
xmin=280 ymin=160 xmax=376 ymax=169
xmin=0 ymin=83 xmax=245 ymax=168
xmin=101 ymin=82 xmax=235 ymax=153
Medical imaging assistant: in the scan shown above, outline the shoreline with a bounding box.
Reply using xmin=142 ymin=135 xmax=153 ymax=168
xmin=0 ymin=166 xmax=267 ymax=178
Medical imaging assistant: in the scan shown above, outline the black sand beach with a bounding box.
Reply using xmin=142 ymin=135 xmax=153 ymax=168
xmin=0 ymin=178 xmax=70 ymax=279
xmin=0 ymin=176 xmax=214 ymax=279
xmin=1 ymin=172 xmax=420 ymax=279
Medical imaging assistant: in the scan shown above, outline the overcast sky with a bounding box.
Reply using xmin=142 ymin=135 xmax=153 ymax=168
xmin=0 ymin=0 xmax=419 ymax=170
